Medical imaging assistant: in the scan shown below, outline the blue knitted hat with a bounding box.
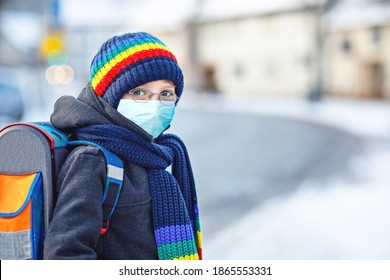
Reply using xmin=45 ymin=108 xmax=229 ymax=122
xmin=90 ymin=32 xmax=184 ymax=108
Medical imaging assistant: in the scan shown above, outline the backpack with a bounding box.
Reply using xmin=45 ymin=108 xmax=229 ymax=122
xmin=0 ymin=122 xmax=124 ymax=260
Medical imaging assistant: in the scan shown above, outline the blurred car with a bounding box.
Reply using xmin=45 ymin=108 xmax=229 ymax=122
xmin=0 ymin=67 xmax=25 ymax=127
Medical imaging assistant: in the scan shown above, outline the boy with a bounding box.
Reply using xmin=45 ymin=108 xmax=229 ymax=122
xmin=44 ymin=32 xmax=202 ymax=260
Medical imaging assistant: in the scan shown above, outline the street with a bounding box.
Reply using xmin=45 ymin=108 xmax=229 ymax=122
xmin=170 ymin=108 xmax=364 ymax=238
xmin=18 ymin=90 xmax=390 ymax=260
xmin=170 ymin=96 xmax=390 ymax=260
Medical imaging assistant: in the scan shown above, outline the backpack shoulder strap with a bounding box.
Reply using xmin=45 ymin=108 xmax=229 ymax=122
xmin=68 ymin=140 xmax=124 ymax=235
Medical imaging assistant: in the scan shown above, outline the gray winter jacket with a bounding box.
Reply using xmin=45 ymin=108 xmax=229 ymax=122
xmin=43 ymin=84 xmax=158 ymax=259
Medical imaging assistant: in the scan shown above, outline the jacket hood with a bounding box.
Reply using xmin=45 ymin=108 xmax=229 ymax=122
xmin=50 ymin=83 xmax=153 ymax=141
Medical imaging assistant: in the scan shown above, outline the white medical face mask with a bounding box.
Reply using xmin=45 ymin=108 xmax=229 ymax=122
xmin=117 ymin=100 xmax=175 ymax=138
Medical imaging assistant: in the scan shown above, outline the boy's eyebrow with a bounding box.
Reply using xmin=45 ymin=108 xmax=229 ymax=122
xmin=161 ymin=84 xmax=175 ymax=90
xmin=161 ymin=80 xmax=175 ymax=86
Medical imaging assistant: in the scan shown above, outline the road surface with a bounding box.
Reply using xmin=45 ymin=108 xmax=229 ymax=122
xmin=169 ymin=108 xmax=364 ymax=240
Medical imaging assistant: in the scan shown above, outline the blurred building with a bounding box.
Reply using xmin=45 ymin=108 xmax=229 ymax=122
xmin=137 ymin=0 xmax=326 ymax=98
xmin=192 ymin=0 xmax=322 ymax=96
xmin=0 ymin=0 xmax=48 ymax=65
xmin=324 ymin=0 xmax=390 ymax=99
xmin=0 ymin=33 xmax=21 ymax=65
xmin=2 ymin=0 xmax=390 ymax=100
xmin=159 ymin=0 xmax=390 ymax=100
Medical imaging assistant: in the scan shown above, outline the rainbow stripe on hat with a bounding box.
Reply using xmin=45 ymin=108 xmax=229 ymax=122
xmin=90 ymin=33 xmax=183 ymax=106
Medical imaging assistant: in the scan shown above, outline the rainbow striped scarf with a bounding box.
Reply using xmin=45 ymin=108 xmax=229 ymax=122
xmin=76 ymin=125 xmax=202 ymax=260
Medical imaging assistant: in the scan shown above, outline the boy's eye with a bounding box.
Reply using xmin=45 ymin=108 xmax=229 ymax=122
xmin=160 ymin=91 xmax=174 ymax=97
xmin=131 ymin=89 xmax=147 ymax=96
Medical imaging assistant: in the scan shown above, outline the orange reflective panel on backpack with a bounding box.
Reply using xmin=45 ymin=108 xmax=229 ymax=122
xmin=0 ymin=173 xmax=43 ymax=259
xmin=0 ymin=173 xmax=38 ymax=232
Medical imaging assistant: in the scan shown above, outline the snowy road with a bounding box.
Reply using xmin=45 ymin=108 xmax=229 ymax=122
xmin=170 ymin=110 xmax=364 ymax=237
xmin=171 ymin=93 xmax=390 ymax=260
xmin=16 ymin=90 xmax=390 ymax=260
xmin=203 ymin=139 xmax=390 ymax=259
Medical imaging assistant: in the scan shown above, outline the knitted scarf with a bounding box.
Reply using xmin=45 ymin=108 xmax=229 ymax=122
xmin=76 ymin=124 xmax=202 ymax=260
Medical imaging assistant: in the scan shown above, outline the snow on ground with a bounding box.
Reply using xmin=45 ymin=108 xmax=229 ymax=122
xmin=204 ymin=147 xmax=390 ymax=259
xmin=16 ymin=91 xmax=390 ymax=260
xmin=179 ymin=93 xmax=390 ymax=260
xmin=179 ymin=93 xmax=390 ymax=140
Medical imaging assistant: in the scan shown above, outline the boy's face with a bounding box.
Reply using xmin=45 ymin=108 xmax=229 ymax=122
xmin=116 ymin=79 xmax=177 ymax=138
